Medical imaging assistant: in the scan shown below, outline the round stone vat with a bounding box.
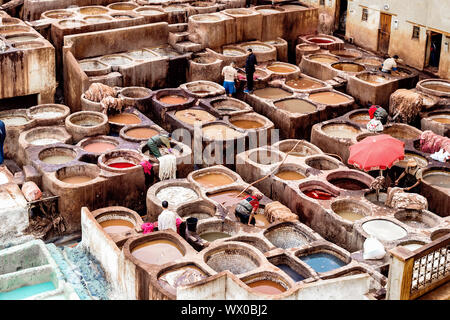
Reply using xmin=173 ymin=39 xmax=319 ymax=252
xmin=223 ymin=8 xmax=253 ymax=16
xmin=56 ymin=164 xmax=100 ymax=185
xmin=0 ymin=25 xmax=32 ymax=34
xmin=174 ymin=108 xmax=217 ymax=127
xmin=93 ymin=206 xmax=143 ymax=236
xmin=156 ymin=185 xmax=199 ymax=208
xmin=196 ymin=219 xmax=240 ymax=242
xmin=108 ymin=2 xmax=138 ymax=10
xmin=308 ymin=91 xmax=353 ymax=105
xmin=110 ymin=12 xmax=138 ymax=20
xmin=22 ymin=126 xmax=71 ymax=146
xmin=354 ymin=57 xmax=383 ymax=68
xmin=321 ymin=122 xmax=361 ymax=140
xmin=208 ymin=97 xmax=253 ymax=117
xmin=242 ymin=272 xmax=290 ymax=296
xmin=308 ymin=54 xmax=339 ymax=64
xmin=221 ymin=46 xmax=247 ymax=57
xmin=253 ymin=87 xmax=293 ymax=100
xmin=331 ymin=199 xmax=371 ymax=223
xmin=206 ymin=187 xmax=252 ymax=211
xmin=79 ymin=59 xmax=111 ymax=77
xmin=201 ymin=123 xmax=246 ymax=141
xmin=108 ymin=111 xmax=142 ymax=133
xmin=134 ymin=6 xmax=166 ymax=18
xmin=224 ymin=236 xmax=272 ymax=253
xmin=188 ymin=55 xmax=222 ymax=82
xmin=0 ymin=109 xmax=33 ymax=127
xmin=399 ymin=240 xmax=426 ymax=252
xmin=4 ymin=33 xmax=39 ymax=43
xmin=190 ymin=14 xmax=222 ymax=22
xmin=12 ymin=40 xmax=46 ymax=50
xmin=356 ymin=72 xmax=392 ymax=85
xmin=38 ymin=146 xmax=77 ymax=165
xmin=365 ymin=191 xmax=388 ymax=207
xmin=273 ymin=164 xmax=308 ymax=181
xmin=299 ymin=181 xmax=339 ymax=201
xmin=394 ymin=210 xmax=440 ymax=229
xmin=154 ymin=89 xmax=192 ymax=106
xmin=266 ymin=62 xmax=299 ymax=77
xmin=125 ymin=233 xmax=186 ymax=266
xmin=65 ymin=111 xmax=109 ymax=143
xmin=361 ymin=219 xmax=408 ymax=242
xmin=330 ymin=49 xmax=363 ymax=59
xmin=125 ymin=49 xmax=159 ymax=61
xmin=118 ymin=87 xmax=153 ymax=112
xmin=191 ymin=169 xmax=237 ymax=189
xmin=229 ymin=112 xmax=272 ymax=135
xmin=284 ymin=77 xmax=326 ymax=92
xmin=78 ymin=136 xmax=119 ymax=155
xmin=274 ymin=98 xmax=317 ymax=115
xmin=83 ymin=15 xmax=113 ymax=24
xmin=348 ymin=110 xmax=370 ymax=126
xmin=395 ymin=151 xmax=428 ymax=169
xmin=180 ymin=80 xmax=226 ymax=99
xmin=296 ymin=247 xmax=349 ymax=274
xmin=417 ymin=79 xmax=450 ymax=98
xmin=98 ymin=149 xmax=145 ymax=173
xmin=27 ymin=104 xmax=70 ymax=126
xmin=120 ymin=124 xmax=161 ymax=143
xmin=239 ymin=42 xmax=277 ymax=62
xmin=157 ymin=263 xmax=209 ymax=297
xmin=428 ymin=112 xmax=450 ymax=126
xmin=203 ymin=242 xmax=261 ymax=275
xmin=98 ymin=54 xmax=134 ymax=72
xmin=42 ymin=9 xmax=76 ymax=19
xmin=264 ymin=222 xmax=313 ymax=249
xmin=255 ymin=6 xmax=285 ymax=14
xmin=274 ymin=139 xmax=322 ymax=157
xmin=331 ymin=62 xmax=365 ymax=73
xmin=430 ymin=229 xmax=450 ymax=241
xmin=176 ymin=200 xmax=216 ymax=220
xmin=58 ymin=19 xmax=88 ymax=28
xmin=421 ymin=168 xmax=450 ymax=189
xmin=305 ymin=155 xmax=340 ymax=171
xmin=0 ymin=17 xmax=23 ymax=25
xmin=326 ymin=171 xmax=371 ymax=191
xmin=382 ymin=124 xmax=422 ymax=141
xmin=78 ymin=6 xmax=109 ymax=15
xmin=295 ymin=43 xmax=321 ymax=65
xmin=248 ymin=149 xmax=283 ymax=166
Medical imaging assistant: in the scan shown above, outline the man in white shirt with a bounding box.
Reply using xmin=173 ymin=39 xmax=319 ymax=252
xmin=157 ymin=201 xmax=177 ymax=232
xmin=381 ymin=55 xmax=399 ymax=74
xmin=221 ymin=61 xmax=238 ymax=97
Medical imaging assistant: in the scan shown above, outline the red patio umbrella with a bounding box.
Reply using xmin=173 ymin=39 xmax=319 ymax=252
xmin=348 ymin=134 xmax=405 ymax=171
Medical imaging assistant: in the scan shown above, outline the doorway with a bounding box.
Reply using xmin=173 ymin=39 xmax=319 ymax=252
xmin=335 ymin=0 xmax=348 ymax=35
xmin=378 ymin=13 xmax=392 ymax=54
xmin=425 ymin=31 xmax=442 ymax=71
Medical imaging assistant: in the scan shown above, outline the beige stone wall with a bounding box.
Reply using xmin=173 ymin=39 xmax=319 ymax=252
xmin=301 ymin=0 xmax=338 ymax=34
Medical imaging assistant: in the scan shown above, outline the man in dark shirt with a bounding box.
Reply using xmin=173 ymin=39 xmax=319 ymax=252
xmin=0 ymin=120 xmax=5 ymax=165
xmin=244 ymin=48 xmax=258 ymax=93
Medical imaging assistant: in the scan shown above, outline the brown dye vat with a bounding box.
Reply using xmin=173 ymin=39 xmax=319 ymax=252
xmin=202 ymin=125 xmax=244 ymax=140
xmin=247 ymin=280 xmax=286 ymax=295
xmin=126 ymin=128 xmax=159 ymax=139
xmin=45 ymin=11 xmax=74 ymax=19
xmin=253 ymin=214 xmax=270 ymax=228
xmin=108 ymin=113 xmax=141 ymax=125
xmin=332 ymin=63 xmax=365 ymax=72
xmin=336 ymin=211 xmax=364 ymax=222
xmin=396 ymin=153 xmax=428 ymax=168
xmin=274 ymin=99 xmax=317 ymax=114
xmin=431 ymin=117 xmax=450 ymax=124
xmin=267 ymin=65 xmax=295 ymax=73
xmin=423 ymin=171 xmax=450 ymax=189
xmin=158 ymin=265 xmax=207 ymax=295
xmin=194 ymin=173 xmax=234 ymax=188
xmin=422 ymin=84 xmax=450 ymax=93
xmin=356 ymin=58 xmax=382 ymax=66
xmin=132 ymin=239 xmax=184 ymax=265
xmin=322 ymin=124 xmax=360 ymax=139
xmin=360 ymin=74 xmax=389 ymax=84
xmin=350 ymin=113 xmax=370 ymax=125
xmin=83 ymin=142 xmax=116 ymax=153
xmin=309 ymin=92 xmax=351 ymax=104
xmin=208 ymin=190 xmax=247 ymax=209
xmin=100 ymin=219 xmax=134 ymax=234
xmin=6 ymin=34 xmax=38 ymax=42
xmin=253 ymin=88 xmax=292 ymax=100
xmin=275 ymin=171 xmax=306 ymax=180
xmin=230 ymin=120 xmax=263 ymax=129
xmin=109 ymin=3 xmax=137 ymax=10
xmin=329 ymin=178 xmax=368 ymax=190
xmin=60 ymin=176 xmax=93 ymax=184
xmin=175 ymin=109 xmax=216 ymax=125
xmin=200 ymin=232 xmax=232 ymax=242
xmin=310 ymin=56 xmax=338 ymax=64
xmin=285 ymin=78 xmax=324 ymax=90
xmin=79 ymin=7 xmax=108 ymax=15
xmin=159 ymin=95 xmax=188 ymax=105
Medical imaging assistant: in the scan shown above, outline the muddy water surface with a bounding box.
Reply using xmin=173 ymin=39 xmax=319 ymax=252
xmin=100 ymin=219 xmax=134 ymax=234
xmin=108 ymin=113 xmax=141 ymax=125
xmin=230 ymin=120 xmax=263 ymax=129
xmin=159 ymin=95 xmax=188 ymax=105
xmin=247 ymin=280 xmax=286 ymax=295
xmin=285 ymin=78 xmax=324 ymax=90
xmin=175 ymin=109 xmax=216 ymax=125
xmin=60 ymin=175 xmax=93 ymax=184
xmin=275 ymin=171 xmax=306 ymax=180
xmin=83 ymin=142 xmax=116 ymax=153
xmin=132 ymin=239 xmax=184 ymax=265
xmin=275 ymin=99 xmax=316 ymax=114
xmin=126 ymin=127 xmax=159 ymax=139
xmin=253 ymin=88 xmax=292 ymax=100
xmin=194 ymin=173 xmax=234 ymax=188
xmin=309 ymin=92 xmax=350 ymax=104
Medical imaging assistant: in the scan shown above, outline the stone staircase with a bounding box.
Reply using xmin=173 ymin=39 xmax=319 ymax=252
xmin=168 ymin=23 xmax=203 ymax=53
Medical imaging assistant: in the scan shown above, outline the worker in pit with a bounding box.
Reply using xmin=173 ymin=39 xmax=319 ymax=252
xmin=380 ymin=55 xmax=400 ymax=74
xmin=158 ymin=201 xmax=178 ymax=232
xmin=395 ymin=159 xmax=423 ymax=193
xmin=369 ymin=105 xmax=389 ymax=125
xmin=146 ymin=133 xmax=172 ymax=158
xmin=221 ymin=61 xmax=238 ymax=97
xmin=0 ymin=120 xmax=5 ymax=165
xmin=244 ymin=48 xmax=258 ymax=94
xmin=235 ymin=191 xmax=263 ymax=226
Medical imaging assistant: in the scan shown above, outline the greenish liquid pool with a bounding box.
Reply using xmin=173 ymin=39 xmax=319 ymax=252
xmin=0 ymin=281 xmax=56 ymax=300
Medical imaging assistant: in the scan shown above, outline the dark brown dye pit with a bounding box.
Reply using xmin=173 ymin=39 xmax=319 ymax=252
xmin=329 ymin=178 xmax=368 ymax=190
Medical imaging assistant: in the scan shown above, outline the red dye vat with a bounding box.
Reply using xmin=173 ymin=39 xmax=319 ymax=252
xmin=108 ymin=162 xmax=136 ymax=168
xmin=309 ymin=38 xmax=333 ymax=44
xmin=304 ymin=190 xmax=335 ymax=200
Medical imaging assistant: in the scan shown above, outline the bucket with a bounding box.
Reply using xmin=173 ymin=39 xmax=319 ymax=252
xmin=186 ymin=217 xmax=198 ymax=232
